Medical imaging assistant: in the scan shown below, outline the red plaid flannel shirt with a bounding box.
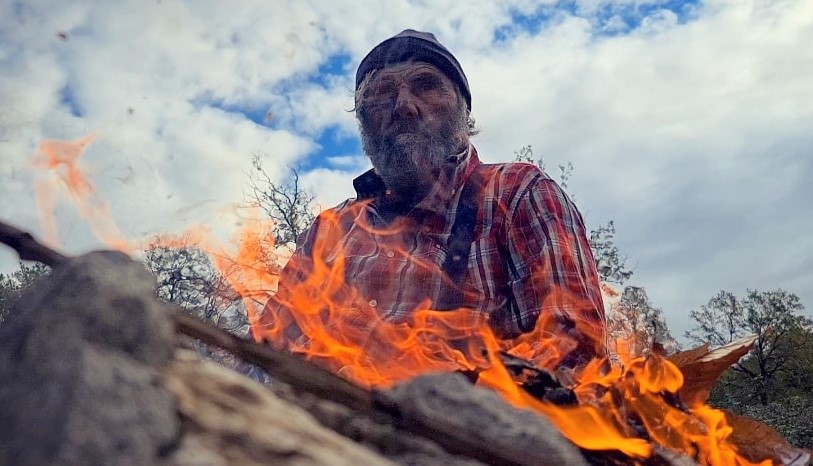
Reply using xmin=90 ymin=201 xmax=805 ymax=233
xmin=261 ymin=146 xmax=606 ymax=367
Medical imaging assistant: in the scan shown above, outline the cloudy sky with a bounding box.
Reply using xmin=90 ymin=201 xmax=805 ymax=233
xmin=1 ymin=0 xmax=811 ymax=341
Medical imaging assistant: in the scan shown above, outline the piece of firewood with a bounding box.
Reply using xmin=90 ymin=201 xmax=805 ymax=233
xmin=161 ymin=351 xmax=398 ymax=466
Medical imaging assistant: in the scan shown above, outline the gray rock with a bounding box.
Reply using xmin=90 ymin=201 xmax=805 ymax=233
xmin=57 ymin=346 xmax=178 ymax=466
xmin=287 ymin=389 xmax=487 ymax=466
xmin=382 ymin=372 xmax=590 ymax=466
xmin=0 ymin=251 xmax=179 ymax=466
xmin=7 ymin=251 xmax=174 ymax=366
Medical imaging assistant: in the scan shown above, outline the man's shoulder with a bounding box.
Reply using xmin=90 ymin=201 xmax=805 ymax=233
xmin=323 ymin=198 xmax=357 ymax=213
xmin=475 ymin=161 xmax=556 ymax=194
xmin=314 ymin=198 xmax=369 ymax=225
xmin=472 ymin=160 xmax=577 ymax=217
xmin=297 ymin=198 xmax=364 ymax=248
xmin=325 ymin=197 xmax=370 ymax=213
xmin=477 ymin=161 xmax=552 ymax=183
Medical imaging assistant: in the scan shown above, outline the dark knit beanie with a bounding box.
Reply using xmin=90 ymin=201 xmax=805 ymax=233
xmin=355 ymin=29 xmax=471 ymax=111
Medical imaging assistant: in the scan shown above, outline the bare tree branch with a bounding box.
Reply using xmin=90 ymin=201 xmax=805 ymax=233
xmin=246 ymin=155 xmax=316 ymax=246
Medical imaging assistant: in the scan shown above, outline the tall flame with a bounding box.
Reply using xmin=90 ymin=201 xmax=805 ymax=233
xmin=28 ymin=135 xmax=775 ymax=466
xmin=31 ymin=134 xmax=131 ymax=252
xmin=249 ymin=209 xmax=769 ymax=465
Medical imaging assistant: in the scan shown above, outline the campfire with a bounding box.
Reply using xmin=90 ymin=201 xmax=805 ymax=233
xmin=0 ymin=135 xmax=810 ymax=466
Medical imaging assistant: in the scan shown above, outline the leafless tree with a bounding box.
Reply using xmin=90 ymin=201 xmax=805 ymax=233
xmin=246 ymin=154 xmax=316 ymax=247
xmin=141 ymin=237 xmax=247 ymax=335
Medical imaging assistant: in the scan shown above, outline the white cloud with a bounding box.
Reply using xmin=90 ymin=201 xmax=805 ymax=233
xmin=273 ymin=77 xmax=358 ymax=137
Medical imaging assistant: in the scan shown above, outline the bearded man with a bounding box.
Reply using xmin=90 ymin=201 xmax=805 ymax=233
xmin=259 ymin=30 xmax=606 ymax=369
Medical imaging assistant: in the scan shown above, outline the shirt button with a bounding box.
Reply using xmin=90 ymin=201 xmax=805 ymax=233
xmin=369 ymin=299 xmax=378 ymax=307
xmin=386 ymin=250 xmax=394 ymax=258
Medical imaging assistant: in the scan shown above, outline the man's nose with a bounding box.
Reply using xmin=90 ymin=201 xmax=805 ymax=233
xmin=392 ymin=86 xmax=418 ymax=119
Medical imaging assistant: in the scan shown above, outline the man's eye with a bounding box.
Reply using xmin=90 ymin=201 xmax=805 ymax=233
xmin=410 ymin=75 xmax=442 ymax=92
xmin=363 ymin=93 xmax=393 ymax=110
xmin=370 ymin=81 xmax=396 ymax=96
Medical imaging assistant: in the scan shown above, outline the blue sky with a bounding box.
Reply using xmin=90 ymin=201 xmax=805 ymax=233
xmin=1 ymin=0 xmax=812 ymax=341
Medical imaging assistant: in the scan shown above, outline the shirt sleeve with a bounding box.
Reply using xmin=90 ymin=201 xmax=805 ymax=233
xmin=254 ymin=216 xmax=323 ymax=348
xmin=497 ymin=172 xmax=607 ymax=366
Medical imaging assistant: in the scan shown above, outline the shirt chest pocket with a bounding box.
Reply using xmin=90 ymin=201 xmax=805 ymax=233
xmin=341 ymin=231 xmax=449 ymax=290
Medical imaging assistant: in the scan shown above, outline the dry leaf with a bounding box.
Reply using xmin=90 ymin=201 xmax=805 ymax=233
xmin=725 ymin=410 xmax=812 ymax=466
xmin=670 ymin=335 xmax=758 ymax=407
xmin=668 ymin=343 xmax=710 ymax=368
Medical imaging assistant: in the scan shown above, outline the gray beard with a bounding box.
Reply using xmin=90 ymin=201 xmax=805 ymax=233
xmin=361 ymin=116 xmax=467 ymax=209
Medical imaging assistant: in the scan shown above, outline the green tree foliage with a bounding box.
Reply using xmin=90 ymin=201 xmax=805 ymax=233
xmin=688 ymin=288 xmax=807 ymax=405
xmin=736 ymin=395 xmax=813 ymax=449
xmin=709 ymin=319 xmax=813 ymax=448
xmin=776 ymin=317 xmax=813 ymax=396
xmin=0 ymin=262 xmax=50 ymax=325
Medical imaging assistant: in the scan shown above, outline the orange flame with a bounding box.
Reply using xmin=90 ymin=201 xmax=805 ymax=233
xmin=31 ymin=134 xmax=131 ymax=252
xmin=29 ymin=135 xmax=774 ymax=466
xmin=248 ymin=206 xmax=773 ymax=465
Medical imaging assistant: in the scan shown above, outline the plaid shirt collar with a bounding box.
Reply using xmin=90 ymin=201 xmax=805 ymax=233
xmin=352 ymin=145 xmax=479 ymax=220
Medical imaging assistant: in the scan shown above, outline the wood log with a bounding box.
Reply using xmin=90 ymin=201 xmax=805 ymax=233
xmin=161 ymin=351 xmax=397 ymax=466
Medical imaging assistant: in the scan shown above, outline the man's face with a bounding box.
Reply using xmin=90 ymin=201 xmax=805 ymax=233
xmin=357 ymin=61 xmax=469 ymax=206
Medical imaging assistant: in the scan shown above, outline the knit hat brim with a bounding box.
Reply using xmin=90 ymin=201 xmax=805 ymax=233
xmin=355 ymin=30 xmax=471 ymax=111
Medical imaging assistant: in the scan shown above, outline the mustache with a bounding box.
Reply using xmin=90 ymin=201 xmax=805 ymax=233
xmin=381 ymin=123 xmax=436 ymax=155
xmin=384 ymin=117 xmax=431 ymax=138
